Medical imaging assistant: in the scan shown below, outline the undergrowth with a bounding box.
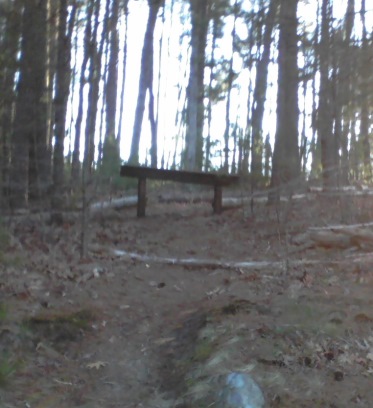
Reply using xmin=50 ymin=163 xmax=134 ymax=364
xmin=0 ymin=305 xmax=18 ymax=387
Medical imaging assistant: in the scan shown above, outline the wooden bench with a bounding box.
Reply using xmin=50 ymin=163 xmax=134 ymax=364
xmin=120 ymin=165 xmax=240 ymax=217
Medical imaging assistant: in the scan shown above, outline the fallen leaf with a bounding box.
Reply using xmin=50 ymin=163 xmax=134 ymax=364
xmin=206 ymin=287 xmax=224 ymax=298
xmin=366 ymin=352 xmax=373 ymax=361
xmin=154 ymin=337 xmax=175 ymax=346
xmin=354 ymin=313 xmax=373 ymax=323
xmin=54 ymin=378 xmax=73 ymax=386
xmin=86 ymin=361 xmax=108 ymax=370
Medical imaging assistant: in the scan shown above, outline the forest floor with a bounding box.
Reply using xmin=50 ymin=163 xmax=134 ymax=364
xmin=2 ymin=183 xmax=373 ymax=407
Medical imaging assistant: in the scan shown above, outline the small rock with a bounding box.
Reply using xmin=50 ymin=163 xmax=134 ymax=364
xmin=217 ymin=372 xmax=265 ymax=408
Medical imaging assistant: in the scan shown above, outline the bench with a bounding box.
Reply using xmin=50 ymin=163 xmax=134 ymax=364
xmin=120 ymin=165 xmax=240 ymax=217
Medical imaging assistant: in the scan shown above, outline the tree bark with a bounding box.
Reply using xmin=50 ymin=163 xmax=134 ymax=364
xmin=184 ymin=0 xmax=210 ymax=171
xmin=223 ymin=1 xmax=239 ymax=173
xmin=116 ymin=1 xmax=129 ymax=146
xmin=270 ymin=0 xmax=300 ymax=200
xmin=27 ymin=0 xmax=49 ymax=202
xmin=105 ymin=0 xmax=119 ymax=144
xmin=0 ymin=0 xmax=22 ymax=204
xmin=205 ymin=14 xmax=219 ymax=172
xmin=83 ymin=0 xmax=106 ymax=176
xmin=129 ymin=0 xmax=162 ymax=165
xmin=250 ymin=0 xmax=278 ymax=187
xmin=9 ymin=0 xmax=48 ymax=208
xmin=52 ymin=0 xmax=76 ymax=221
xmin=71 ymin=0 xmax=93 ymax=184
xmin=359 ymin=0 xmax=371 ymax=180
xmin=319 ymin=0 xmax=336 ymax=188
xmin=333 ymin=0 xmax=355 ymax=185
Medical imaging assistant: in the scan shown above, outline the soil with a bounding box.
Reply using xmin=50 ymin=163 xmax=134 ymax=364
xmin=1 ymin=187 xmax=373 ymax=408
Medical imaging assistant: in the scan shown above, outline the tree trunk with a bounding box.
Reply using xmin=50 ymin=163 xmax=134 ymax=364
xmin=116 ymin=1 xmax=129 ymax=145
xmin=52 ymin=0 xmax=76 ymax=221
xmin=27 ymin=0 xmax=49 ymax=202
xmin=129 ymin=0 xmax=162 ymax=165
xmin=45 ymin=0 xmax=59 ymax=178
xmin=250 ymin=0 xmax=278 ymax=186
xmin=334 ymin=0 xmax=355 ymax=185
xmin=9 ymin=0 xmax=48 ymax=209
xmin=299 ymin=80 xmax=307 ymax=174
xmin=270 ymin=0 xmax=300 ymax=200
xmin=148 ymin=85 xmax=158 ymax=167
xmin=151 ymin=5 xmax=167 ymax=168
xmin=71 ymin=0 xmax=94 ymax=184
xmin=184 ymin=0 xmax=210 ymax=171
xmin=101 ymin=0 xmax=121 ymax=176
xmin=310 ymin=33 xmax=320 ymax=179
xmin=0 ymin=0 xmax=22 ymax=204
xmin=105 ymin=0 xmax=119 ymax=143
xmin=359 ymin=0 xmax=371 ymax=180
xmin=264 ymin=134 xmax=272 ymax=181
xmin=223 ymin=1 xmax=238 ymax=173
xmin=242 ymin=16 xmax=256 ymax=175
xmin=205 ymin=15 xmax=218 ymax=172
xmin=319 ymin=0 xmax=336 ymax=188
xmin=83 ymin=0 xmax=106 ymax=176
xmin=350 ymin=114 xmax=359 ymax=180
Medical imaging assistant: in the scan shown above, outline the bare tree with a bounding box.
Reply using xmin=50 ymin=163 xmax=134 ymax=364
xmin=116 ymin=0 xmax=129 ymax=146
xmin=270 ymin=0 xmax=300 ymax=199
xmin=359 ymin=0 xmax=371 ymax=180
xmin=318 ymin=0 xmax=336 ymax=188
xmin=9 ymin=0 xmax=48 ymax=208
xmin=205 ymin=8 xmax=220 ymax=171
xmin=222 ymin=0 xmax=239 ymax=173
xmin=71 ymin=1 xmax=94 ymax=184
xmin=184 ymin=0 xmax=211 ymax=171
xmin=129 ymin=0 xmax=164 ymax=166
xmin=52 ymin=0 xmax=77 ymax=222
xmin=83 ymin=0 xmax=108 ymax=176
xmin=105 ymin=0 xmax=120 ymax=142
xmin=0 ymin=0 xmax=22 ymax=203
xmin=250 ymin=0 xmax=278 ymax=187
xmin=27 ymin=0 xmax=50 ymax=202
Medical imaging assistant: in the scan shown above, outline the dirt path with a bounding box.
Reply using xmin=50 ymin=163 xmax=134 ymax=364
xmin=2 ymin=196 xmax=373 ymax=407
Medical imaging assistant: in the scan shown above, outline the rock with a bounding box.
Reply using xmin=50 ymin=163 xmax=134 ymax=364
xmin=216 ymin=372 xmax=265 ymax=408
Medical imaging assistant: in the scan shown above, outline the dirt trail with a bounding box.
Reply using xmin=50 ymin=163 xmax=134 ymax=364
xmin=2 ymin=196 xmax=373 ymax=407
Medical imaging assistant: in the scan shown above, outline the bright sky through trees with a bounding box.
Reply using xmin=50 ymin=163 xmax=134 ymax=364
xmin=66 ymin=0 xmax=373 ymax=169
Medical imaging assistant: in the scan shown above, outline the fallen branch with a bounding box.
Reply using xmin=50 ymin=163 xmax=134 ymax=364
xmin=109 ymin=248 xmax=340 ymax=271
xmin=90 ymin=193 xmax=311 ymax=214
xmin=90 ymin=196 xmax=138 ymax=213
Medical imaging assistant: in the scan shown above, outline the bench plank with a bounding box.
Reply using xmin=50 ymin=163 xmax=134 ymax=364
xmin=120 ymin=165 xmax=240 ymax=216
xmin=121 ymin=165 xmax=239 ymax=186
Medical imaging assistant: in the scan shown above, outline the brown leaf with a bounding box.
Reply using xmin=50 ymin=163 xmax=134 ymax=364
xmin=354 ymin=313 xmax=373 ymax=323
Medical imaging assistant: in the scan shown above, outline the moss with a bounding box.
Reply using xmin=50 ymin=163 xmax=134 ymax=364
xmin=0 ymin=303 xmax=7 ymax=321
xmin=0 ymin=222 xmax=9 ymax=249
xmin=0 ymin=355 xmax=20 ymax=387
xmin=220 ymin=299 xmax=254 ymax=316
xmin=192 ymin=339 xmax=216 ymax=363
xmin=23 ymin=309 xmax=95 ymax=345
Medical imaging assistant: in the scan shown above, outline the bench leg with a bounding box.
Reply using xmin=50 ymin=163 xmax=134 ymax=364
xmin=137 ymin=177 xmax=146 ymax=217
xmin=213 ymin=184 xmax=223 ymax=214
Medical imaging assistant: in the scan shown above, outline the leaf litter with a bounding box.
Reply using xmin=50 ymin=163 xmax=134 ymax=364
xmin=1 ymin=194 xmax=373 ymax=406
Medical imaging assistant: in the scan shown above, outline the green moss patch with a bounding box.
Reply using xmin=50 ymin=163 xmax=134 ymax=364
xmin=23 ymin=309 xmax=95 ymax=346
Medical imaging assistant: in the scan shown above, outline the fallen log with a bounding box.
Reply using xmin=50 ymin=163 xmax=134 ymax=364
xmin=90 ymin=191 xmax=311 ymax=214
xmin=293 ymin=223 xmax=373 ymax=251
xmin=90 ymin=196 xmax=138 ymax=213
